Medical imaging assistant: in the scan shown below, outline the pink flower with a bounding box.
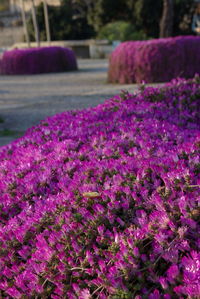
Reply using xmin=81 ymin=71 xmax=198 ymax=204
xmin=6 ymin=287 xmax=21 ymax=299
xmin=79 ymin=288 xmax=91 ymax=299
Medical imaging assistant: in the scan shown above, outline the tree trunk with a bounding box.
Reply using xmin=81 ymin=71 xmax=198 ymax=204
xmin=43 ymin=0 xmax=51 ymax=44
xmin=159 ymin=0 xmax=174 ymax=37
xmin=20 ymin=0 xmax=30 ymax=47
xmin=31 ymin=0 xmax=40 ymax=47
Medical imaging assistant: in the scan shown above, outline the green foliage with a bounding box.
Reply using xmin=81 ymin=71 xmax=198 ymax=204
xmin=130 ymin=0 xmax=194 ymax=37
xmin=86 ymin=0 xmax=162 ymax=38
xmin=0 ymin=128 xmax=24 ymax=138
xmin=27 ymin=0 xmax=195 ymax=42
xmin=98 ymin=21 xmax=147 ymax=42
xmin=110 ymin=289 xmax=134 ymax=299
xmin=0 ymin=129 xmax=16 ymax=137
xmin=131 ymin=0 xmax=163 ymax=38
xmin=87 ymin=0 xmax=130 ymax=33
xmin=27 ymin=0 xmax=95 ymax=41
xmin=173 ymin=0 xmax=194 ymax=35
xmin=89 ymin=0 xmax=194 ymax=39
xmin=0 ymin=0 xmax=8 ymax=12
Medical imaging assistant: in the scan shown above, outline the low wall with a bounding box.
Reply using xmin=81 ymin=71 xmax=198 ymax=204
xmin=10 ymin=40 xmax=113 ymax=59
xmin=0 ymin=26 xmax=23 ymax=47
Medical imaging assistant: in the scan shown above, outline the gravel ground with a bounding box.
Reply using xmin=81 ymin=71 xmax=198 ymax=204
xmin=0 ymin=59 xmax=142 ymax=147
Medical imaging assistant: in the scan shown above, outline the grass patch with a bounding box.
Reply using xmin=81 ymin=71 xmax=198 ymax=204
xmin=0 ymin=129 xmax=24 ymax=137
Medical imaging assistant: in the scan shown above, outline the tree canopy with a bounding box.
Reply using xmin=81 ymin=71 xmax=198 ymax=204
xmin=27 ymin=0 xmax=195 ymax=41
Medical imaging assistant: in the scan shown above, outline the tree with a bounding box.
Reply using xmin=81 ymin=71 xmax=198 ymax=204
xmin=26 ymin=0 xmax=193 ymax=43
xmin=27 ymin=0 xmax=95 ymax=41
xmin=85 ymin=0 xmax=162 ymax=38
xmin=20 ymin=0 xmax=30 ymax=47
xmin=159 ymin=0 xmax=174 ymax=37
xmin=31 ymin=0 xmax=40 ymax=46
xmin=131 ymin=0 xmax=162 ymax=38
xmin=43 ymin=0 xmax=51 ymax=44
xmin=173 ymin=0 xmax=194 ymax=36
xmin=86 ymin=0 xmax=130 ymax=33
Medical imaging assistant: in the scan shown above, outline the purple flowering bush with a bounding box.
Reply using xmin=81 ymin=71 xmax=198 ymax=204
xmin=108 ymin=36 xmax=200 ymax=84
xmin=0 ymin=76 xmax=200 ymax=298
xmin=0 ymin=46 xmax=77 ymax=75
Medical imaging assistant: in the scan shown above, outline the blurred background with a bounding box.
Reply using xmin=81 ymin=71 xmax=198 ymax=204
xmin=0 ymin=0 xmax=199 ymax=56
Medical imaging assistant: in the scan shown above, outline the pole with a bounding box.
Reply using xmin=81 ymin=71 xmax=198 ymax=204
xmin=20 ymin=0 xmax=30 ymax=47
xmin=43 ymin=0 xmax=51 ymax=44
xmin=31 ymin=0 xmax=40 ymax=47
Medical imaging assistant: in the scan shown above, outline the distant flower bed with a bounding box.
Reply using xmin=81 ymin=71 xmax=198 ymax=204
xmin=108 ymin=36 xmax=200 ymax=83
xmin=0 ymin=76 xmax=200 ymax=298
xmin=0 ymin=46 xmax=78 ymax=75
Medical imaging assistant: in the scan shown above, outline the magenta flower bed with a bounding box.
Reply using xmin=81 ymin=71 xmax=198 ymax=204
xmin=108 ymin=36 xmax=200 ymax=83
xmin=0 ymin=46 xmax=77 ymax=75
xmin=0 ymin=76 xmax=200 ymax=298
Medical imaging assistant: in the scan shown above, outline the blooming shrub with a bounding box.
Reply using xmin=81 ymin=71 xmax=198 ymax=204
xmin=0 ymin=76 xmax=200 ymax=298
xmin=108 ymin=36 xmax=200 ymax=83
xmin=0 ymin=46 xmax=77 ymax=75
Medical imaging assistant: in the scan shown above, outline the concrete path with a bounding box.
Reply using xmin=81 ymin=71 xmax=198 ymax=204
xmin=0 ymin=59 xmax=139 ymax=147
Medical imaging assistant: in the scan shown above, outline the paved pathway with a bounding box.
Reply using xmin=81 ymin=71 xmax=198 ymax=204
xmin=0 ymin=59 xmax=139 ymax=147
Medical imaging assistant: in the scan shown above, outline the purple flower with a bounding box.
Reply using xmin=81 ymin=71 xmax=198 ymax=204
xmin=0 ymin=76 xmax=199 ymax=297
xmin=0 ymin=46 xmax=78 ymax=75
xmin=149 ymin=289 xmax=161 ymax=299
xmin=167 ymin=264 xmax=179 ymax=282
xmin=6 ymin=287 xmax=21 ymax=299
xmin=108 ymin=36 xmax=200 ymax=83
xmin=182 ymin=251 xmax=200 ymax=283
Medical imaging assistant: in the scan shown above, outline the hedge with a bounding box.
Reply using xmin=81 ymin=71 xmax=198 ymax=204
xmin=0 ymin=46 xmax=78 ymax=75
xmin=108 ymin=36 xmax=200 ymax=83
xmin=0 ymin=76 xmax=199 ymax=298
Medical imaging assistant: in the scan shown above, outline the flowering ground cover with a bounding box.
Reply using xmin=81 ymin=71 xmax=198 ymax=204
xmin=0 ymin=47 xmax=77 ymax=75
xmin=0 ymin=76 xmax=200 ymax=298
xmin=108 ymin=36 xmax=200 ymax=84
